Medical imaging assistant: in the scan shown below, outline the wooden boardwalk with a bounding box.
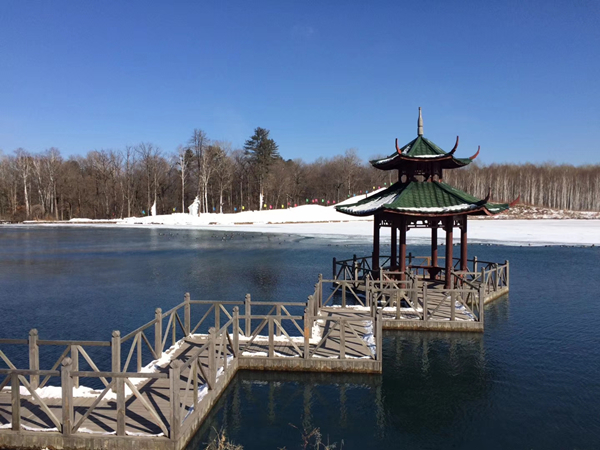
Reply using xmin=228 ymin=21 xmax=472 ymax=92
xmin=0 ymin=299 xmax=381 ymax=450
xmin=0 ymin=255 xmax=509 ymax=449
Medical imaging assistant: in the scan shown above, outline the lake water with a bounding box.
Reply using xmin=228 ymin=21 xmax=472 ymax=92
xmin=1 ymin=226 xmax=599 ymax=449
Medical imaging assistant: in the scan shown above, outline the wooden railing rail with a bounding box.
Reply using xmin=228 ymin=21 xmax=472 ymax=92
xmin=0 ymin=331 xmax=113 ymax=390
xmin=333 ymin=255 xmax=377 ymax=282
xmin=336 ymin=255 xmax=496 ymax=280
xmin=308 ymin=314 xmax=379 ymax=361
xmin=319 ymin=278 xmax=366 ymax=308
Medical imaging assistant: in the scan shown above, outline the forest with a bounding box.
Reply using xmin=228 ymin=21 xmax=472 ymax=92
xmin=1 ymin=127 xmax=599 ymax=221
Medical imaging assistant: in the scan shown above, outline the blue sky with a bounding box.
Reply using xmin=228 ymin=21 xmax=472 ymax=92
xmin=1 ymin=1 xmax=599 ymax=164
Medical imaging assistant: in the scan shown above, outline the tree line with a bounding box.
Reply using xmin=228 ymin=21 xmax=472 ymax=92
xmin=0 ymin=127 xmax=599 ymax=221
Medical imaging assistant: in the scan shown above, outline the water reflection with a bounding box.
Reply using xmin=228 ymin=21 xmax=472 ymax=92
xmin=188 ymin=330 xmax=498 ymax=450
xmin=186 ymin=370 xmax=383 ymax=450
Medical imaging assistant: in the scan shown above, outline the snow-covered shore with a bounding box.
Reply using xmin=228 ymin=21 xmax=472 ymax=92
xmin=10 ymin=202 xmax=600 ymax=247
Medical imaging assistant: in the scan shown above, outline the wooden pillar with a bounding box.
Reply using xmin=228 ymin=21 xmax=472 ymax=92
xmin=61 ymin=357 xmax=73 ymax=436
xmin=28 ymin=329 xmax=39 ymax=390
xmin=154 ymin=308 xmax=163 ymax=357
xmin=399 ymin=218 xmax=407 ymax=279
xmin=431 ymin=225 xmax=438 ymax=268
xmin=391 ymin=226 xmax=397 ymax=268
xmin=244 ymin=294 xmax=251 ymax=337
xmin=373 ymin=214 xmax=380 ymax=274
xmin=169 ymin=360 xmax=182 ymax=440
xmin=445 ymin=217 xmax=453 ymax=289
xmin=232 ymin=307 xmax=239 ymax=357
xmin=461 ymin=216 xmax=468 ymax=271
xmin=184 ymin=292 xmax=191 ymax=335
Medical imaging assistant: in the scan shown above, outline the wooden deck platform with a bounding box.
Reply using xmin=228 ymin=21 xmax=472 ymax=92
xmin=327 ymin=255 xmax=510 ymax=332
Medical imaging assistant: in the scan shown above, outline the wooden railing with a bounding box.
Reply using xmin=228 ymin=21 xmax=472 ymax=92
xmin=334 ymin=254 xmax=505 ymax=283
xmin=333 ymin=255 xmax=390 ymax=282
xmin=0 ymin=332 xmax=111 ymax=391
xmin=0 ymin=287 xmax=381 ymax=441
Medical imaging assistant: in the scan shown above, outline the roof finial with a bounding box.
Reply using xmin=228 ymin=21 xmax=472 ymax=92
xmin=417 ymin=107 xmax=423 ymax=136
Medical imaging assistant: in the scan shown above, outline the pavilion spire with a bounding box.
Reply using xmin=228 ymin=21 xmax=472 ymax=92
xmin=417 ymin=107 xmax=423 ymax=136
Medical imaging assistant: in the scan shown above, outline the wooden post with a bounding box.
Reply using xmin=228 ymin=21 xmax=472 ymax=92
xmin=479 ymin=285 xmax=485 ymax=324
xmin=318 ymin=274 xmax=323 ymax=309
xmin=494 ymin=264 xmax=499 ymax=291
xmin=395 ymin=291 xmax=401 ymax=320
xmin=268 ymin=317 xmax=274 ymax=358
xmin=332 ymin=257 xmax=337 ymax=280
xmin=215 ymin=302 xmax=221 ymax=330
xmin=303 ymin=309 xmax=310 ymax=360
xmin=391 ymin=226 xmax=397 ymax=268
xmin=473 ymin=256 xmax=478 ymax=274
xmin=208 ymin=328 xmax=216 ymax=389
xmin=342 ymin=282 xmax=347 ymax=307
xmin=116 ymin=375 xmax=125 ymax=436
xmin=315 ymin=285 xmax=320 ymax=315
xmin=450 ymin=291 xmax=456 ymax=321
xmin=481 ymin=267 xmax=486 ymax=294
xmin=353 ymin=255 xmax=358 ymax=281
xmin=169 ymin=360 xmax=182 ymax=441
xmin=245 ymin=294 xmax=251 ymax=337
xmin=155 ymin=308 xmax=163 ymax=357
xmin=184 ymin=292 xmax=191 ymax=335
xmin=461 ymin=217 xmax=468 ymax=271
xmin=373 ymin=214 xmax=380 ymax=274
xmin=193 ymin=360 xmax=198 ymax=409
xmin=232 ymin=307 xmax=239 ymax=357
xmin=71 ymin=345 xmax=79 ymax=389
xmin=28 ymin=329 xmax=39 ymax=390
xmin=376 ymin=310 xmax=383 ymax=361
xmin=61 ymin=357 xmax=73 ymax=436
xmin=423 ymin=283 xmax=428 ymax=322
xmin=431 ymin=226 xmax=438 ymax=271
xmin=445 ymin=217 xmax=454 ymax=289
xmin=339 ymin=320 xmax=345 ymax=359
xmin=11 ymin=372 xmax=20 ymax=431
xmin=137 ymin=335 xmax=142 ymax=372
xmin=399 ymin=218 xmax=407 ymax=280
xmin=505 ymin=260 xmax=510 ymax=288
xmin=276 ymin=305 xmax=281 ymax=337
xmin=307 ymin=296 xmax=314 ymax=338
xmin=111 ymin=331 xmax=120 ymax=392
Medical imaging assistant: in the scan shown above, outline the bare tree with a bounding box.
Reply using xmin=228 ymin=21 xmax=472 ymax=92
xmin=175 ymin=145 xmax=189 ymax=213
xmin=212 ymin=142 xmax=233 ymax=214
xmin=14 ymin=148 xmax=31 ymax=218
xmin=135 ymin=143 xmax=161 ymax=215
xmin=188 ymin=129 xmax=210 ymax=214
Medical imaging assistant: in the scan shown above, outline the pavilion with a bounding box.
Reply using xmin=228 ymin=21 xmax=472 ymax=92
xmin=336 ymin=108 xmax=518 ymax=288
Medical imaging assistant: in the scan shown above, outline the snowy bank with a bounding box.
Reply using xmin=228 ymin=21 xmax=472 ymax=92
xmin=11 ymin=198 xmax=600 ymax=246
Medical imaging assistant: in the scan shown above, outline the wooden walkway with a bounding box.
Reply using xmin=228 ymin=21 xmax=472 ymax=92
xmin=0 ymin=299 xmax=381 ymax=450
xmin=0 ymin=255 xmax=510 ymax=449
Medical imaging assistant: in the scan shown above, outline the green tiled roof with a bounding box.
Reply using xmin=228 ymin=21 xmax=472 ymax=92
xmin=336 ymin=181 xmax=510 ymax=217
xmin=370 ymin=136 xmax=473 ymax=170
xmin=403 ymin=136 xmax=445 ymax=157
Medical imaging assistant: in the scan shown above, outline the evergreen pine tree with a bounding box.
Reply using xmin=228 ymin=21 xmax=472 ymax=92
xmin=243 ymin=127 xmax=280 ymax=210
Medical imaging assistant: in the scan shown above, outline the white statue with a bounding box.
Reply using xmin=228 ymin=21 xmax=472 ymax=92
xmin=188 ymin=196 xmax=200 ymax=216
